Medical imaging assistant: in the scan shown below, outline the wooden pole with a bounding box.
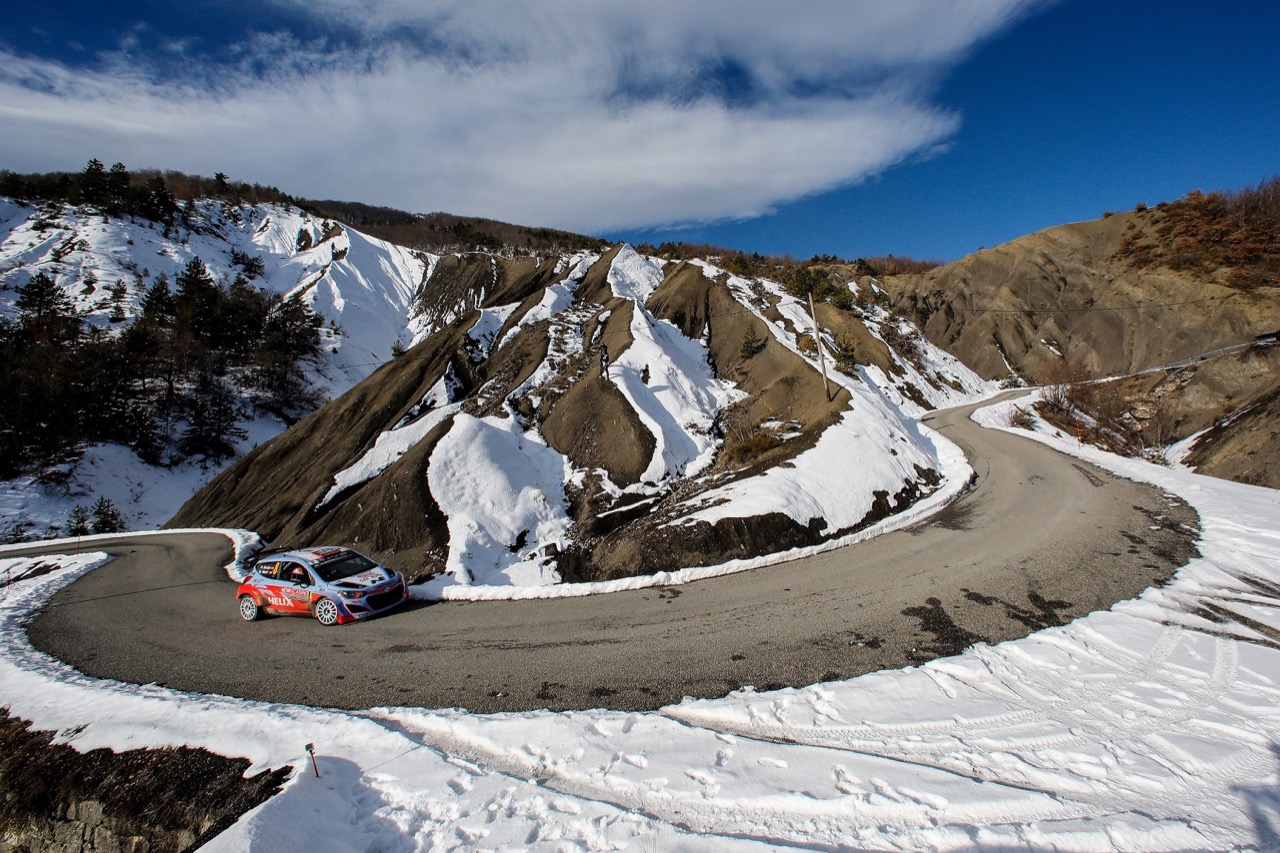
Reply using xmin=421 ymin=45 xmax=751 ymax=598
xmin=808 ymin=292 xmax=832 ymax=402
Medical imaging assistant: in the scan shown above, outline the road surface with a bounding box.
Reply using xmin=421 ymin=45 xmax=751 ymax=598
xmin=17 ymin=394 xmax=1198 ymax=712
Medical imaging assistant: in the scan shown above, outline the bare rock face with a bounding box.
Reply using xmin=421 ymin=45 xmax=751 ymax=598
xmin=1184 ymin=382 xmax=1280 ymax=487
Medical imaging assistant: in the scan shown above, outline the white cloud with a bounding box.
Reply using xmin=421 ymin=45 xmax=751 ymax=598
xmin=0 ymin=1 xmax=1044 ymax=231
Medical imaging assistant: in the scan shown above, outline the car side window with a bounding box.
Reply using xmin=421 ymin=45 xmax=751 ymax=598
xmin=258 ymin=561 xmax=280 ymax=580
xmin=283 ymin=562 xmax=311 ymax=586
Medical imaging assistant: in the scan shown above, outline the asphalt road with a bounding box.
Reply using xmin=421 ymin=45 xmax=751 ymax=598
xmin=19 ymin=393 xmax=1199 ymax=713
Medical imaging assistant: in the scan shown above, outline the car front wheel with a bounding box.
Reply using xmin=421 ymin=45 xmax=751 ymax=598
xmin=313 ymin=597 xmax=341 ymax=626
xmin=238 ymin=595 xmax=261 ymax=622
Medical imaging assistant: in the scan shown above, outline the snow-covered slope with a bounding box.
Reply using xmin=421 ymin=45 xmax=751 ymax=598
xmin=0 ymin=197 xmax=432 ymax=393
xmin=0 ymin=197 xmax=434 ymax=533
xmin=172 ymin=244 xmax=996 ymax=588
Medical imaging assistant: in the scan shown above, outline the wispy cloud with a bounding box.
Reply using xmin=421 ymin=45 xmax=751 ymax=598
xmin=0 ymin=1 xmax=1044 ymax=231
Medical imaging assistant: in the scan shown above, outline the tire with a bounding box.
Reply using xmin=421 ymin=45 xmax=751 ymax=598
xmin=313 ymin=597 xmax=341 ymax=626
xmin=238 ymin=595 xmax=261 ymax=622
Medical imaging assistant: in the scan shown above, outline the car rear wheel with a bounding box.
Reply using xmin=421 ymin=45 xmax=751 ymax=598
xmin=313 ymin=597 xmax=340 ymax=626
xmin=238 ymin=595 xmax=261 ymax=622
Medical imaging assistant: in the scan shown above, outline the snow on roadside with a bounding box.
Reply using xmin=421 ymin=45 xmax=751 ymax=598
xmin=4 ymin=410 xmax=1280 ymax=849
xmin=5 ymin=405 xmax=1280 ymax=849
xmin=0 ymin=552 xmax=810 ymax=851
xmin=0 ymin=534 xmax=746 ymax=852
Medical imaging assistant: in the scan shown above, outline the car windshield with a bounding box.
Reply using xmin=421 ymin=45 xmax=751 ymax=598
xmin=313 ymin=551 xmax=379 ymax=582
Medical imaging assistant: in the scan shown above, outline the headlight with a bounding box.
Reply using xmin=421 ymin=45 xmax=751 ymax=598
xmin=339 ymin=590 xmax=363 ymax=599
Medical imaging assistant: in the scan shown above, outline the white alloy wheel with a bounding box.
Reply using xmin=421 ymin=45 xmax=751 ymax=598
xmin=313 ymin=597 xmax=340 ymax=626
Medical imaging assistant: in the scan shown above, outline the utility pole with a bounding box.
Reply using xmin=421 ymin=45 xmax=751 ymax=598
xmin=808 ymin=291 xmax=832 ymax=402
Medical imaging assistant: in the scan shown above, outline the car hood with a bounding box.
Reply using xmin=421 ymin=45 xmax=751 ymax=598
xmin=332 ymin=567 xmax=394 ymax=590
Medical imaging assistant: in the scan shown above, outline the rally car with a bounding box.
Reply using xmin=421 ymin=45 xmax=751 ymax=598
xmin=236 ymin=546 xmax=409 ymax=626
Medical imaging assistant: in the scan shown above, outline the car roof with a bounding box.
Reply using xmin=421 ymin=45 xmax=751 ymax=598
xmin=257 ymin=546 xmax=350 ymax=565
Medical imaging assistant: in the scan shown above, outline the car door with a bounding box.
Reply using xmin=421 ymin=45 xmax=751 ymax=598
xmin=255 ymin=561 xmax=291 ymax=611
xmin=272 ymin=561 xmax=316 ymax=614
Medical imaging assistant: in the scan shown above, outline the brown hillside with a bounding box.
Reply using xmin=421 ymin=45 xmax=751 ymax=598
xmin=885 ymin=207 xmax=1279 ymax=383
xmin=884 ymin=190 xmax=1280 ymax=487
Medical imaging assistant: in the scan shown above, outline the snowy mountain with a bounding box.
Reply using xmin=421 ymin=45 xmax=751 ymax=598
xmin=172 ymin=242 xmax=993 ymax=588
xmin=0 ymin=197 xmax=440 ymax=534
xmin=1 ymin=193 xmax=992 ymax=580
xmin=0 ymin=197 xmax=435 ymax=392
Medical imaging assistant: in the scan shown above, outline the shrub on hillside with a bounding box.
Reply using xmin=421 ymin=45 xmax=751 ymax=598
xmin=1116 ymin=176 xmax=1280 ymax=288
xmin=739 ymin=327 xmax=767 ymax=359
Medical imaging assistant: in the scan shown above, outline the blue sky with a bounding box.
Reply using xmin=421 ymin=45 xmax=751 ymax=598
xmin=1 ymin=1 xmax=1276 ymax=260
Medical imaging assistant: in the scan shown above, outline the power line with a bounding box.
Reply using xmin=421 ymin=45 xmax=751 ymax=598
xmin=933 ymin=293 xmax=1243 ymax=315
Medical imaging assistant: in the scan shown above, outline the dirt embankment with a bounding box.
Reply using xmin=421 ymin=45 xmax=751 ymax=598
xmin=0 ymin=710 xmax=288 ymax=852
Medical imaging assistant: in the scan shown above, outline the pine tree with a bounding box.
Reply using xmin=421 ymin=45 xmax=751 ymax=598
xmin=181 ymin=373 xmax=247 ymax=459
xmin=141 ymin=274 xmax=175 ymax=322
xmin=137 ymin=176 xmax=177 ymax=223
xmin=90 ymin=496 xmax=127 ymax=534
xmin=174 ymin=256 xmax=224 ymax=350
xmin=67 ymin=505 xmax=91 ymax=536
xmin=15 ymin=272 xmax=81 ymax=344
xmin=79 ymin=159 xmax=108 ymax=207
xmin=104 ymin=162 xmax=131 ymax=214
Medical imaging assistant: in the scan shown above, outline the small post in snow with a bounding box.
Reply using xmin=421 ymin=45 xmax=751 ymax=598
xmin=305 ymin=742 xmax=320 ymax=778
xmin=808 ymin=292 xmax=832 ymax=402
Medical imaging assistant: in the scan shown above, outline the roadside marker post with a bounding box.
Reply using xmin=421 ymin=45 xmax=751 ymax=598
xmin=305 ymin=742 xmax=320 ymax=778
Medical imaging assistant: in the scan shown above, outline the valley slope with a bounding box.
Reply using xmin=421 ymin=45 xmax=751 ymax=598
xmin=881 ymin=192 xmax=1280 ymax=486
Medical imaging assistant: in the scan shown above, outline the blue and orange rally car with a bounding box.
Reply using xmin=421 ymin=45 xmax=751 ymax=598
xmin=236 ymin=546 xmax=409 ymax=626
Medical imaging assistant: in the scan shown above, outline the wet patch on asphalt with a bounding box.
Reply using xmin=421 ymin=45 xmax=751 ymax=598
xmin=963 ymin=589 xmax=1075 ymax=631
xmin=1071 ymin=463 xmax=1108 ymax=487
xmin=901 ymin=597 xmax=988 ymax=661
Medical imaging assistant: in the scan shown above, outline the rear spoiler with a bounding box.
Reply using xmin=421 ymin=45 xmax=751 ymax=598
xmin=243 ymin=546 xmax=290 ymax=572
